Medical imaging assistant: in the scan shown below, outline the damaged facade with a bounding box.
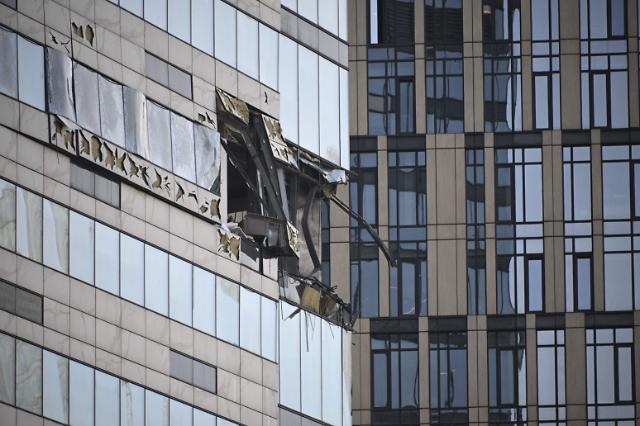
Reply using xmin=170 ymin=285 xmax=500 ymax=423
xmin=0 ymin=0 xmax=355 ymax=425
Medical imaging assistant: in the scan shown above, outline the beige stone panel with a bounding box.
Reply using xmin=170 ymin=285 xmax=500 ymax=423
xmin=464 ymin=57 xmax=475 ymax=132
xmin=542 ymin=145 xmax=553 ymax=222
xmin=553 ymin=236 xmax=565 ymax=312
xmin=477 ymin=328 xmax=488 ymax=408
xmin=355 ymin=0 xmax=367 ymax=46
xmin=419 ymin=332 xmax=429 ymax=407
xmin=522 ymin=55 xmax=533 ymax=131
xmin=427 ymin=239 xmax=438 ymax=315
xmin=457 ymin=239 xmax=467 ymax=315
xmin=552 ymin=143 xmax=564 ymax=221
xmin=357 ymin=60 xmax=368 ymax=135
xmin=349 ymin=59 xmax=358 ymax=134
xmin=473 ymin=57 xmax=484 ymax=132
xmin=437 ymin=239 xmax=458 ymax=315
xmin=435 ymin=148 xmax=456 ymax=224
xmin=526 ymin=327 xmax=537 ymax=406
xmin=628 ymin=0 xmax=638 ymax=37
xmin=378 ymin=144 xmax=389 ymax=226
xmin=591 ymin=141 xmax=602 ymax=221
xmin=467 ymin=329 xmax=479 ymax=407
xmin=628 ymin=53 xmax=639 ymax=127
xmin=426 ymin=141 xmax=437 ymax=226
xmin=463 ymin=0 xmax=473 ymax=43
xmin=592 ymin=234 xmax=604 ymax=311
xmin=560 ymin=54 xmax=581 ymax=129
xmin=455 ymin=145 xmax=467 ymax=224
xmin=635 ymin=325 xmax=640 ymax=400
xmin=559 ymin=0 xmax=580 ymax=40
xmin=360 ymin=332 xmax=371 ymax=410
xmin=379 ymin=248 xmax=389 ymax=317
xmin=565 ymin=327 xmax=586 ymax=408
xmin=471 ymin=0 xmax=482 ymax=42
xmin=486 ymin=238 xmax=496 ymax=315
xmin=331 ymin=242 xmax=350 ymax=302
xmin=415 ymin=59 xmax=426 ymax=134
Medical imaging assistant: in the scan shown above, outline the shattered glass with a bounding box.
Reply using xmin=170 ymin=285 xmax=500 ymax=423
xmin=0 ymin=28 xmax=17 ymax=98
xmin=123 ymin=87 xmax=149 ymax=159
xmin=194 ymin=124 xmax=221 ymax=193
xmin=98 ymin=75 xmax=125 ymax=147
xmin=147 ymin=100 xmax=173 ymax=170
xmin=74 ymin=64 xmax=101 ymax=135
xmin=170 ymin=112 xmax=196 ymax=182
xmin=46 ymin=48 xmax=75 ymax=121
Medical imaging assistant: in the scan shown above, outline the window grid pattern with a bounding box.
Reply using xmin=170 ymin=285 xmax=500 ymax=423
xmin=429 ymin=330 xmax=468 ymax=424
xmin=425 ymin=0 xmax=464 ymax=134
xmin=370 ymin=333 xmax=420 ymax=425
xmin=488 ymin=329 xmax=527 ymax=424
xmin=531 ymin=0 xmax=560 ymax=129
xmin=483 ymin=0 xmax=522 ymax=133
xmin=350 ymin=152 xmax=380 ymax=318
xmin=495 ymin=148 xmax=544 ymax=314
xmin=586 ymin=328 xmax=635 ymax=423
xmin=579 ymin=0 xmax=629 ymax=129
xmin=466 ymin=148 xmax=487 ymax=315
xmin=536 ymin=329 xmax=566 ymax=424
xmin=388 ymin=151 xmax=427 ymax=317
xmin=601 ymin=145 xmax=640 ymax=311
xmin=562 ymin=146 xmax=594 ymax=312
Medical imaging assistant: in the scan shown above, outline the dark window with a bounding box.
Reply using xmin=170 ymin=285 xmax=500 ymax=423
xmin=169 ymin=350 xmax=216 ymax=394
xmin=388 ymin=151 xmax=427 ymax=316
xmin=466 ymin=148 xmax=486 ymax=314
xmin=586 ymin=327 xmax=635 ymax=423
xmin=145 ymin=52 xmax=192 ymax=99
xmin=429 ymin=331 xmax=468 ymax=424
xmin=531 ymin=0 xmax=560 ymax=129
xmin=70 ymin=161 xmax=120 ymax=208
xmin=579 ymin=0 xmax=628 ymax=129
xmin=562 ymin=146 xmax=593 ymax=312
xmin=536 ymin=329 xmax=566 ymax=424
xmin=368 ymin=48 xmax=416 ymax=135
xmin=483 ymin=0 xmax=522 ymax=132
xmin=488 ymin=329 xmax=527 ymax=424
xmin=495 ymin=148 xmax=544 ymax=314
xmin=425 ymin=0 xmax=464 ymax=133
xmin=369 ymin=0 xmax=415 ymax=46
xmin=0 ymin=280 xmax=43 ymax=324
xmin=350 ymin=152 xmax=380 ymax=318
xmin=371 ymin=333 xmax=420 ymax=424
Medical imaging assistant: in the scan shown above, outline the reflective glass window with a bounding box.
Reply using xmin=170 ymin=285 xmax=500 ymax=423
xmin=237 ymin=13 xmax=259 ymax=79
xmin=299 ymin=0 xmax=318 ymax=23
xmin=170 ymin=399 xmax=193 ymax=426
xmin=319 ymin=0 xmax=338 ymax=34
xmin=168 ymin=0 xmax=191 ymax=42
xmin=168 ymin=65 xmax=192 ymax=99
xmin=429 ymin=331 xmax=468 ymax=423
xmin=120 ymin=234 xmax=144 ymax=305
xmin=17 ymin=36 xmax=45 ymax=109
xmin=240 ymin=287 xmax=261 ymax=354
xmin=260 ymin=297 xmax=277 ymax=361
xmin=215 ymin=0 xmax=236 ymax=67
xmin=298 ymin=46 xmax=319 ymax=154
xmin=192 ymin=360 xmax=216 ymax=393
xmin=46 ymin=47 xmax=75 ymax=120
xmin=147 ymin=101 xmax=173 ymax=170
xmin=70 ymin=211 xmax=95 ymax=284
xmin=0 ymin=28 xmax=17 ymax=98
xmin=16 ymin=340 xmax=42 ymax=414
xmin=95 ymin=222 xmax=120 ymax=295
xmin=170 ymin=350 xmax=193 ymax=384
xmin=216 ymin=278 xmax=239 ymax=344
xmin=319 ymin=57 xmax=340 ymax=165
xmin=279 ymin=35 xmax=298 ymax=144
xmin=488 ymin=329 xmax=527 ymax=422
xmin=169 ymin=255 xmax=193 ymax=325
xmin=121 ymin=381 xmax=144 ymax=426
xmin=194 ymin=125 xmax=221 ymax=194
xmin=279 ymin=302 xmax=301 ymax=411
xmin=43 ymin=350 xmax=69 ymax=424
xmin=0 ymin=172 xmax=16 ymax=253
xmin=194 ymin=409 xmax=216 ymax=426
xmin=74 ymin=64 xmax=101 ymax=135
xmin=170 ymin=113 xmax=196 ymax=182
xmin=192 ymin=0 xmax=214 ymax=54
xmin=0 ymin=334 xmax=15 ymax=404
xmin=146 ymin=390 xmax=169 ymax=426
xmin=536 ymin=330 xmax=565 ymax=423
xmin=120 ymin=0 xmax=142 ymax=16
xmin=259 ymin=24 xmax=278 ymax=89
xmin=145 ymin=53 xmax=169 ymax=86
xmin=70 ymin=361 xmax=94 ymax=426
xmin=95 ymin=371 xmax=119 ymax=426
xmin=16 ymin=187 xmax=42 ymax=262
xmin=193 ymin=266 xmax=216 ymax=335
xmin=145 ymin=0 xmax=167 ymax=29
xmin=98 ymin=75 xmax=125 ymax=147
xmin=322 ymin=320 xmax=342 ymax=425
xmin=123 ymin=87 xmax=149 ymax=159
xmin=145 ymin=244 xmax=169 ymax=315
xmin=42 ymin=199 xmax=68 ymax=273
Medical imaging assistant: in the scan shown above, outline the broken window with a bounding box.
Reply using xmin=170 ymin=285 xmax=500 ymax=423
xmin=0 ymin=27 xmax=17 ymax=98
xmin=123 ymin=87 xmax=149 ymax=159
xmin=194 ymin=124 xmax=221 ymax=194
xmin=98 ymin=75 xmax=125 ymax=147
xmin=46 ymin=47 xmax=75 ymax=121
xmin=42 ymin=199 xmax=69 ymax=274
xmin=69 ymin=211 xmax=94 ymax=284
xmin=170 ymin=112 xmax=196 ymax=182
xmin=17 ymin=36 xmax=45 ymax=110
xmin=147 ymin=100 xmax=173 ymax=171
xmin=74 ymin=64 xmax=101 ymax=135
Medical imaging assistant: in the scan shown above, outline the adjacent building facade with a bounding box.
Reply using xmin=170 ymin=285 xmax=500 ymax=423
xmin=0 ymin=0 xmax=353 ymax=425
xmin=340 ymin=0 xmax=640 ymax=425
